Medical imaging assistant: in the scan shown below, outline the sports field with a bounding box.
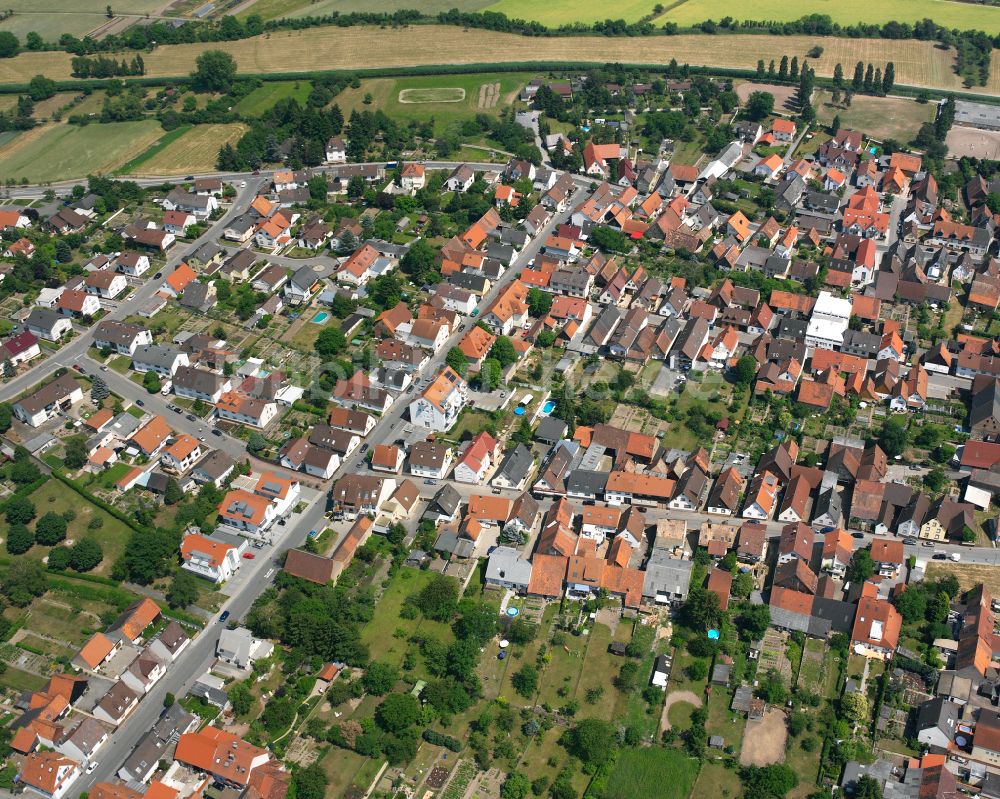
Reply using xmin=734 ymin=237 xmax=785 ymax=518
xmin=813 ymin=89 xmax=934 ymax=141
xmin=0 ymin=25 xmax=989 ymax=95
xmin=124 ymin=123 xmax=249 ymax=175
xmin=0 ymin=119 xmax=162 ymax=183
xmin=0 ymin=0 xmax=166 ymax=40
xmin=333 ymin=72 xmax=528 ymax=133
xmin=234 ymin=80 xmax=312 ymax=115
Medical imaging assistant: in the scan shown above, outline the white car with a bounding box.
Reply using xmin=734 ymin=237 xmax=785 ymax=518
xmin=86 ymin=761 xmax=98 ymax=774
xmin=950 ymin=552 xmax=962 ymax=562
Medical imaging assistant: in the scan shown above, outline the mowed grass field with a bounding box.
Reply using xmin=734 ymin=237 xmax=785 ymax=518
xmin=488 ymin=0 xmax=660 ymax=26
xmin=234 ymin=80 xmax=312 ymax=115
xmin=813 ymin=89 xmax=934 ymax=141
xmin=125 ymin=123 xmax=249 ymax=175
xmin=655 ymin=0 xmax=1000 ymax=32
xmin=602 ymin=748 xmax=700 ymax=799
xmin=0 ymin=0 xmax=166 ymax=40
xmin=334 ymin=72 xmax=529 ymax=133
xmin=0 ymin=120 xmax=162 ymax=182
xmin=0 ymin=26 xmax=979 ymax=94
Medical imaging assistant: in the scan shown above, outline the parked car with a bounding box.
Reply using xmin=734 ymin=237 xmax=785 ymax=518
xmin=902 ymin=537 xmax=918 ymax=546
xmin=135 ymin=399 xmax=144 ymax=407
xmin=243 ymin=552 xmax=255 ymax=559
xmin=212 ymin=428 xmax=223 ymax=437
xmin=219 ymin=610 xmax=230 ymax=622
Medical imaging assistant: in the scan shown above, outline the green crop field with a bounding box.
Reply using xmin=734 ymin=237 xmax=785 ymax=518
xmin=234 ymin=80 xmax=313 ymax=115
xmin=241 ymin=0 xmax=491 ymax=22
xmin=0 ymin=0 xmax=166 ymax=40
xmin=487 ymin=0 xmax=659 ymax=26
xmin=602 ymin=748 xmax=700 ymax=799
xmin=0 ymin=120 xmax=163 ymax=183
xmin=655 ymin=0 xmax=1000 ymax=32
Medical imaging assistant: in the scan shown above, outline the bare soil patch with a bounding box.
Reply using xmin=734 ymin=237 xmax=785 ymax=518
xmin=740 ymin=709 xmax=788 ymax=766
xmin=734 ymin=81 xmax=799 ymax=112
xmin=946 ymin=126 xmax=1000 ymax=159
xmin=662 ymin=689 xmax=702 ymax=732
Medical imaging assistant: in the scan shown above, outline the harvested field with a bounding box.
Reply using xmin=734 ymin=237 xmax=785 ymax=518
xmin=740 ymin=709 xmax=788 ymax=766
xmin=946 ymin=126 xmax=1000 ymax=159
xmin=0 ymin=27 xmax=974 ymax=96
xmin=735 ymin=81 xmax=800 ymax=113
xmin=926 ymin=561 xmax=1000 ymax=595
xmin=125 ymin=123 xmax=249 ymax=175
xmin=478 ymin=81 xmax=501 ymax=109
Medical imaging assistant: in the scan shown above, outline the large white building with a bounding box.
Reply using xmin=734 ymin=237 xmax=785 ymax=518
xmin=409 ymin=367 xmax=468 ymax=432
xmin=805 ymin=291 xmax=852 ymax=351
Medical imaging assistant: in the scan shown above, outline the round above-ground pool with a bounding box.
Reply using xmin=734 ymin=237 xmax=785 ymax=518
xmin=506 ymin=607 xmax=520 ymax=617
xmin=707 ymin=629 xmax=720 ymax=640
xmin=514 ymin=406 xmax=525 ymax=416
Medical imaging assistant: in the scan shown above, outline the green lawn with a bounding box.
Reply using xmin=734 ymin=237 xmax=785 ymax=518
xmin=487 ymin=0 xmax=658 ymax=25
xmin=0 ymin=666 xmax=45 ymax=693
xmin=0 ymin=120 xmax=164 ymax=183
xmin=0 ymin=480 xmax=134 ymax=578
xmin=234 ymin=81 xmax=313 ymax=115
xmin=694 ymin=761 xmax=743 ymax=799
xmin=359 ymin=568 xmax=455 ymax=669
xmin=705 ymin=687 xmax=744 ymax=753
xmin=813 ymin=90 xmax=934 ymax=143
xmin=0 ymin=0 xmax=165 ymax=39
xmin=602 ymin=747 xmax=700 ymax=799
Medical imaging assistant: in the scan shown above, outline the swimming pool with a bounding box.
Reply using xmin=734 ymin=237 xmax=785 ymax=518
xmin=514 ymin=406 xmax=526 ymax=416
xmin=542 ymin=400 xmax=556 ymax=415
xmin=311 ymin=311 xmax=330 ymax=324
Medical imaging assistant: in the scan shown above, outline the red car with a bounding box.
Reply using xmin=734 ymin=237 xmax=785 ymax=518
xmin=243 ymin=552 xmax=255 ymax=560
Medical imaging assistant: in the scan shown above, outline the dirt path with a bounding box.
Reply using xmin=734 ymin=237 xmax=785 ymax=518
xmin=661 ymin=689 xmax=702 ymax=732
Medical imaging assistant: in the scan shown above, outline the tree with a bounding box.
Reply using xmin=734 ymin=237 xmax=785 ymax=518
xmin=314 ymin=327 xmax=346 ymax=359
xmin=0 ymin=403 xmax=10 ymax=432
xmin=925 ymin=468 xmax=946 ymax=493
xmin=47 ymin=547 xmax=71 ymax=571
xmin=400 ymin=239 xmax=439 ymax=285
xmin=261 ymin=697 xmax=295 ymax=734
xmin=5 ymin=523 xmax=32 ymax=555
xmin=831 ymin=114 xmax=841 ymax=134
xmin=293 ymin=764 xmax=329 ymax=799
xmin=91 ymin=375 xmax=110 ymax=403
xmin=0 ymin=33 xmax=18 ymax=59
xmin=34 ymin=512 xmax=67 ymax=546
xmin=680 ymin=588 xmax=723 ymax=631
xmin=247 ymin=432 xmax=266 ymax=455
xmin=778 ymin=56 xmax=789 ymax=81
xmin=414 ymin=574 xmax=458 ymax=621
xmin=511 ymin=663 xmax=538 ymax=698
xmin=445 ymin=346 xmax=467 ymax=377
xmin=735 ymin=604 xmax=771 ymax=640
xmin=489 ymin=336 xmax=517 ymax=369
xmin=841 ymin=692 xmax=870 ymax=724
xmin=742 ymin=764 xmax=798 ymax=799
xmin=851 ymin=61 xmax=865 ymax=91
xmin=27 ymin=74 xmax=56 ymax=102
xmin=566 ymin=718 xmax=616 ymax=769
xmin=164 ymin=478 xmax=184 ymax=506
xmin=833 ymin=63 xmax=844 ymax=86
xmin=227 ymin=680 xmax=253 ymax=715
xmin=744 ymin=91 xmax=774 ymax=122
xmin=167 ymin=570 xmax=200 ymax=608
xmin=883 ymin=62 xmax=895 ymax=94
xmin=527 ymin=287 xmax=552 ymax=317
xmin=69 ymin=537 xmax=103 ymax=572
xmin=501 ymin=772 xmax=530 ymax=799
xmin=846 ymin=548 xmax=875 ymax=583
xmin=375 ymin=692 xmax=422 ymax=733
xmin=863 ymin=63 xmax=875 ymax=93
xmin=478 ymin=358 xmax=502 ymax=391
xmin=363 ymin=661 xmax=399 ymax=695
xmin=142 ymin=370 xmax=161 ymax=394
xmin=5 ymin=497 xmax=34 ymax=525
xmin=734 ymin=355 xmax=757 ymax=385
xmin=855 ymin=776 xmax=883 ymax=799
xmin=191 ymin=50 xmax=238 ymax=93
xmin=879 ymin=415 xmax=908 ymax=457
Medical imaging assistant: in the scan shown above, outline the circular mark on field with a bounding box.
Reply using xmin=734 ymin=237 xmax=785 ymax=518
xmin=397 ymin=88 xmax=466 ymax=104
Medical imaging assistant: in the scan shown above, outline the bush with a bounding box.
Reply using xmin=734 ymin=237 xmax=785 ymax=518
xmin=422 ymin=729 xmax=462 ymax=751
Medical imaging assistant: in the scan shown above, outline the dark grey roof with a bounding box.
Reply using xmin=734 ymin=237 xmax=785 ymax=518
xmin=535 ymin=416 xmax=568 ymax=444
xmin=496 ymin=444 xmax=534 ymax=484
xmin=566 ymin=469 xmax=609 ymax=496
xmin=132 ymin=344 xmax=183 ymax=369
xmin=429 ymin=483 xmax=462 ymax=516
